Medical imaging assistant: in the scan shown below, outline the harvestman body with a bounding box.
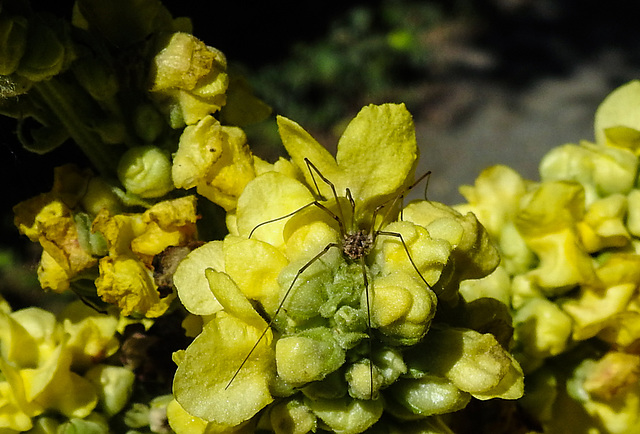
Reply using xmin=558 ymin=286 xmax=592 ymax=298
xmin=226 ymin=158 xmax=432 ymax=399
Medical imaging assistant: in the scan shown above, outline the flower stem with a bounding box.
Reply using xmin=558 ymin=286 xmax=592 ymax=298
xmin=34 ymin=77 xmax=121 ymax=176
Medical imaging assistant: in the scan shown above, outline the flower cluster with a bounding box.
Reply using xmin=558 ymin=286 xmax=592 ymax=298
xmin=169 ymin=103 xmax=523 ymax=433
xmin=456 ymin=80 xmax=640 ymax=433
xmin=0 ymin=297 xmax=130 ymax=432
xmin=7 ymin=0 xmax=269 ymax=319
xmin=9 ymin=1 xmax=640 ymax=433
xmin=13 ymin=164 xmax=199 ymax=317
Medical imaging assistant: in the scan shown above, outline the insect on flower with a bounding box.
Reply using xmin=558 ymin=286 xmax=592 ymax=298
xmin=226 ymin=157 xmax=432 ymax=399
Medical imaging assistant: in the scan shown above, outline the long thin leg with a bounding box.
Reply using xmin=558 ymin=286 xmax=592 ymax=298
xmin=371 ymin=171 xmax=432 ymax=232
xmin=305 ymin=158 xmax=347 ymax=229
xmin=226 ymin=242 xmax=339 ymax=389
xmin=249 ymin=200 xmax=346 ymax=240
xmin=359 ymin=256 xmax=374 ymax=400
xmin=376 ymin=231 xmax=432 ymax=290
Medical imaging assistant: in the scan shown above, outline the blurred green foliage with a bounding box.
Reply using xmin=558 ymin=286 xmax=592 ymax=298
xmin=248 ymin=0 xmax=470 ymax=132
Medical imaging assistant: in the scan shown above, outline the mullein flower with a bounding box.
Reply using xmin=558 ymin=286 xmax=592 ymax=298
xmin=13 ymin=163 xmax=199 ymax=317
xmin=12 ymin=165 xmax=114 ymax=293
xmin=458 ymin=81 xmax=640 ymax=432
xmin=170 ymin=103 xmax=522 ymax=433
xmin=0 ymin=299 xmax=127 ymax=432
xmin=149 ymin=32 xmax=229 ymax=128
xmin=171 ymin=115 xmax=255 ymax=211
xmin=92 ymin=195 xmax=199 ymax=317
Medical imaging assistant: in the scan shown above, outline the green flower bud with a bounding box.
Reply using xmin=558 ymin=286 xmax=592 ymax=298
xmin=275 ymin=328 xmax=345 ymax=386
xmin=270 ymin=398 xmax=317 ymax=434
xmin=373 ymin=347 xmax=407 ymax=388
xmin=80 ymin=177 xmax=123 ymax=216
xmin=513 ymin=298 xmax=572 ymax=368
xmin=406 ymin=327 xmax=524 ymax=401
xmin=27 ymin=416 xmax=60 ymax=434
xmin=389 ymin=375 xmax=471 ymax=417
xmin=56 ymin=414 xmax=109 ymax=434
xmin=305 ymin=396 xmax=383 ymax=434
xmin=117 ymin=145 xmax=174 ymax=198
xmin=17 ymin=20 xmax=69 ymax=81
xmin=72 ymin=56 xmax=118 ymax=101
xmin=85 ymin=364 xmax=135 ymax=417
xmin=133 ymin=103 xmax=165 ymax=143
xmin=301 ymin=370 xmax=348 ymax=400
xmin=345 ymin=360 xmax=383 ymax=400
xmin=123 ymin=403 xmax=151 ymax=429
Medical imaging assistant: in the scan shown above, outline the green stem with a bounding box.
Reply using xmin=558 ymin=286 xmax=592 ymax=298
xmin=34 ymin=77 xmax=120 ymax=177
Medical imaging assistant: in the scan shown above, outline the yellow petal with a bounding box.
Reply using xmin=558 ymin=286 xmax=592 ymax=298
xmin=335 ymin=103 xmax=418 ymax=208
xmin=174 ymin=241 xmax=225 ymax=316
xmin=173 ymin=311 xmax=274 ymax=426
xmin=236 ymin=172 xmax=314 ymax=248
xmin=223 ymin=238 xmax=289 ymax=314
xmin=204 ymin=269 xmax=265 ymax=328
xmin=595 ymin=80 xmax=640 ymax=147
xmin=276 ymin=115 xmax=339 ymax=200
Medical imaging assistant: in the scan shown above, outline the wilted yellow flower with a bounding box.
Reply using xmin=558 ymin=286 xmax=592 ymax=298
xmin=13 ymin=165 xmax=101 ymax=292
xmin=568 ymin=352 xmax=640 ymax=434
xmin=92 ymin=196 xmax=198 ymax=317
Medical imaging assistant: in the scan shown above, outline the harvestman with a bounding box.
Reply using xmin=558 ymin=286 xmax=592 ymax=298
xmin=226 ymin=158 xmax=432 ymax=398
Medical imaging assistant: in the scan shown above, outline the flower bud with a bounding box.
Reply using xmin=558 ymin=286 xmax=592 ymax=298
xmin=389 ymin=375 xmax=471 ymax=417
xmin=117 ymin=145 xmax=174 ymax=198
xmin=275 ymin=328 xmax=345 ymax=386
xmin=85 ymin=365 xmax=135 ymax=417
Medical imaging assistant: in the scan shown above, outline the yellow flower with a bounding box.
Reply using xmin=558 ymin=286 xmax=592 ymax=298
xmin=456 ymin=165 xmax=535 ymax=275
xmin=13 ymin=165 xmax=100 ymax=292
xmin=92 ymin=196 xmax=198 ymax=317
xmin=0 ymin=305 xmax=118 ymax=430
xmin=515 ymin=181 xmax=596 ymax=295
xmin=172 ymin=115 xmax=255 ymax=210
xmin=561 ymin=254 xmax=640 ymax=347
xmin=171 ymin=103 xmax=515 ymax=431
xmin=149 ymin=32 xmax=228 ymax=128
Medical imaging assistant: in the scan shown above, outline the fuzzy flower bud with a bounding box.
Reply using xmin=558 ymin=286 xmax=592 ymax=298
xmin=117 ymin=145 xmax=174 ymax=198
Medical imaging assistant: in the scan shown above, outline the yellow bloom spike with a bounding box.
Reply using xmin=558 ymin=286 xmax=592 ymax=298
xmin=170 ymin=103 xmax=517 ymax=431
